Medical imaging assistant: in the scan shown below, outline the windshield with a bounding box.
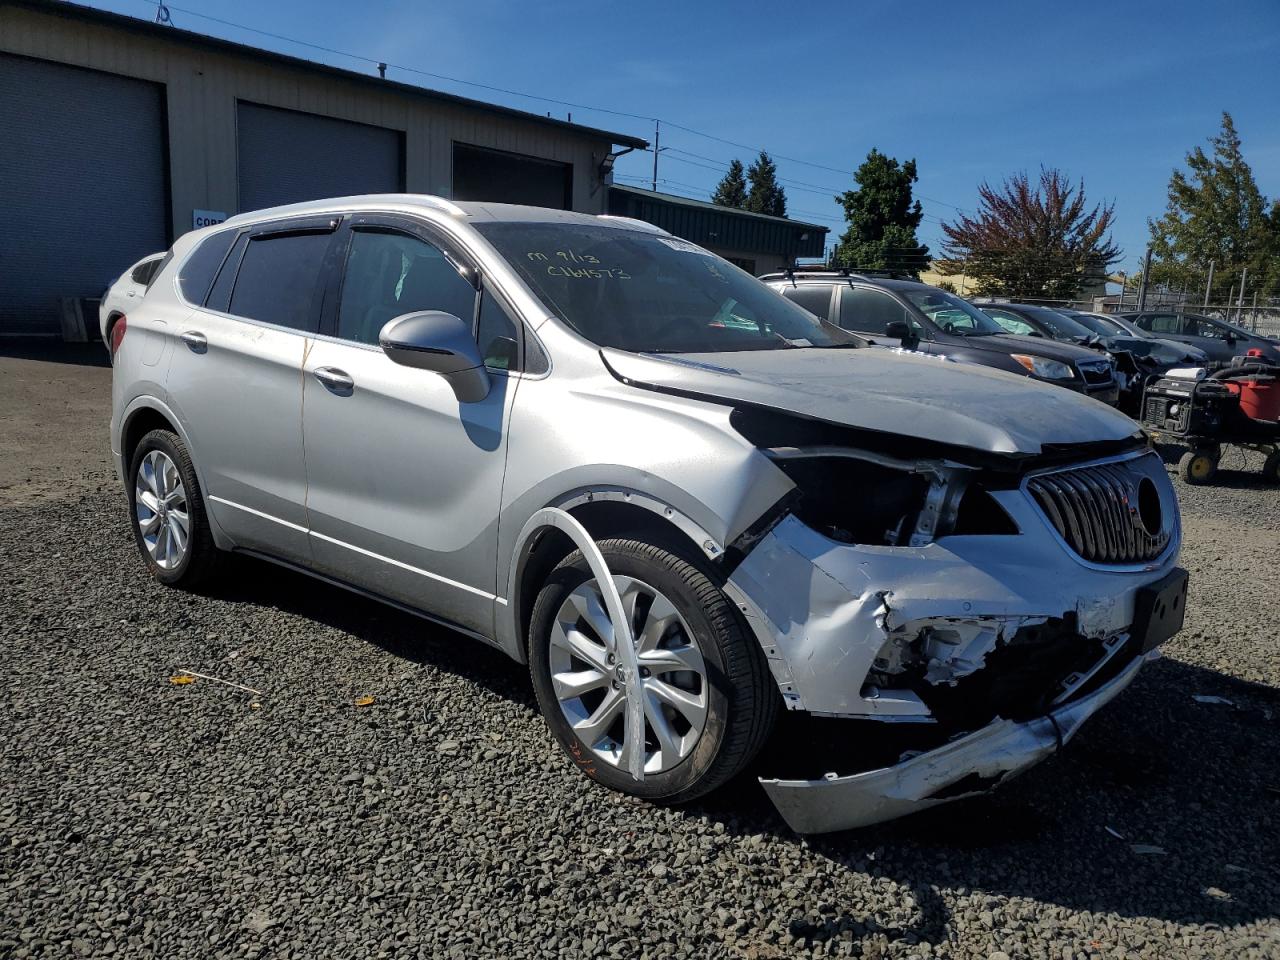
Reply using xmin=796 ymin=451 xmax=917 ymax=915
xmin=1066 ymin=312 xmax=1121 ymax=337
xmin=1024 ymin=306 xmax=1096 ymax=340
xmin=474 ymin=222 xmax=853 ymax=353
xmin=899 ymin=288 xmax=1006 ymax=335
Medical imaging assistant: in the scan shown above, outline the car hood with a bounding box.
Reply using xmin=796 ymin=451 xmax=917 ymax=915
xmin=954 ymin=333 xmax=1106 ymax=364
xmin=601 ymin=346 xmax=1141 ymax=456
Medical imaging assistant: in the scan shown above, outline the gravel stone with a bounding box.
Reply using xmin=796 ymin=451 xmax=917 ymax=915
xmin=2 ymin=352 xmax=1278 ymax=958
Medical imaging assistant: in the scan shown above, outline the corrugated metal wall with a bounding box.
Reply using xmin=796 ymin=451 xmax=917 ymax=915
xmin=0 ymin=52 xmax=168 ymax=333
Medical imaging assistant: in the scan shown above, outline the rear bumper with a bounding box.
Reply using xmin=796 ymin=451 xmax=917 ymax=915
xmin=759 ymin=648 xmax=1153 ymax=834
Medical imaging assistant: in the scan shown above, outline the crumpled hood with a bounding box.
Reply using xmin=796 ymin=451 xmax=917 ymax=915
xmin=601 ymin=346 xmax=1141 ymax=455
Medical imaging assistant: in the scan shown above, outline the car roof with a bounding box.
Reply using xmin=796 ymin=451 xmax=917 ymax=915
xmin=219 ymin=193 xmax=671 ymax=234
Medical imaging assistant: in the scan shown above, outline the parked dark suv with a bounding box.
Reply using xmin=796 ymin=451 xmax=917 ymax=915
xmin=760 ymin=272 xmax=1120 ymax=404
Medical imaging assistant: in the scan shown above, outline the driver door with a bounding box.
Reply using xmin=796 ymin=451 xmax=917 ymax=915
xmin=300 ymin=214 xmax=521 ymax=637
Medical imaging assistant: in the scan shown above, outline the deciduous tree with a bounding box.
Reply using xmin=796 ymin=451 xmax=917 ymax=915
xmin=940 ymin=168 xmax=1120 ymax=299
xmin=832 ymin=149 xmax=929 ymax=274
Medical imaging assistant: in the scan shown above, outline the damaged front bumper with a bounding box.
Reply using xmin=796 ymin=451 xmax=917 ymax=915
xmin=722 ymin=450 xmax=1183 ymax=833
xmin=761 ymin=648 xmax=1155 ymax=833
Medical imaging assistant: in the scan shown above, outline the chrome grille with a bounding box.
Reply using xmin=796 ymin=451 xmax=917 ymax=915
xmin=1028 ymin=457 xmax=1170 ymax=564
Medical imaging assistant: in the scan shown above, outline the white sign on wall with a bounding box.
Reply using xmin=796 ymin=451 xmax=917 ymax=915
xmin=192 ymin=209 xmax=228 ymax=229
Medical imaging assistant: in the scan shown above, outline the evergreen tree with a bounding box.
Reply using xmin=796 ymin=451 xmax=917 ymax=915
xmin=711 ymin=159 xmax=748 ymax=208
xmin=745 ymin=151 xmax=787 ymax=217
xmin=940 ymin=167 xmax=1120 ymax=299
xmin=1148 ymin=112 xmax=1278 ymax=296
xmin=832 ymin=149 xmax=930 ymax=274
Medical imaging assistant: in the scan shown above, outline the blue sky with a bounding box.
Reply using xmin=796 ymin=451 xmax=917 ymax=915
xmin=93 ymin=0 xmax=1280 ymax=274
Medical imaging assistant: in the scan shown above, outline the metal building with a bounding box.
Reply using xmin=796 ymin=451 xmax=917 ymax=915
xmin=608 ymin=185 xmax=828 ymax=277
xmin=0 ymin=0 xmax=646 ymax=336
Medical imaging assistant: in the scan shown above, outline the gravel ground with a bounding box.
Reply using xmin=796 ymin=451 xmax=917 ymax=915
xmin=2 ymin=353 xmax=1279 ymax=959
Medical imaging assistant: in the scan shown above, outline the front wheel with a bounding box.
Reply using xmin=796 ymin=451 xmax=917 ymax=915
xmin=528 ymin=538 xmax=778 ymax=804
xmin=1178 ymin=449 xmax=1218 ymax=485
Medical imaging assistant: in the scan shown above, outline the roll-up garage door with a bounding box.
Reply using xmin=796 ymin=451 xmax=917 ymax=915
xmin=0 ymin=53 xmax=168 ymax=335
xmin=237 ymin=102 xmax=404 ymax=213
xmin=452 ymin=143 xmax=572 ymax=210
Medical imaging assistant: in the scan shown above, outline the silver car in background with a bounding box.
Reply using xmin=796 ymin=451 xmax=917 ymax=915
xmin=108 ymin=195 xmax=1187 ymax=833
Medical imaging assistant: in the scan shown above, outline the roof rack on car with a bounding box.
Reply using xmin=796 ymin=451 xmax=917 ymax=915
xmin=762 ymin=267 xmax=918 ymax=283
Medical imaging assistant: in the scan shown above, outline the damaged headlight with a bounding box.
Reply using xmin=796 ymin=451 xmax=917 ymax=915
xmin=1011 ymin=354 xmax=1075 ymax=380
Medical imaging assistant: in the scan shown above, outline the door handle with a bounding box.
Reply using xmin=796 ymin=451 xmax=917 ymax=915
xmin=313 ymin=366 xmax=354 ymax=394
xmin=180 ymin=330 xmax=207 ymax=353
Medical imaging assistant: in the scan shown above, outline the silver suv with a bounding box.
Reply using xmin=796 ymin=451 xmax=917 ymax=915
xmin=110 ymin=195 xmax=1187 ymax=833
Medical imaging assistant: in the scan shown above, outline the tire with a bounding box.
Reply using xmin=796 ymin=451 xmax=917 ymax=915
xmin=1177 ymin=449 xmax=1218 ymax=485
xmin=528 ymin=538 xmax=779 ymax=804
xmin=1263 ymin=451 xmax=1280 ymax=484
xmin=127 ymin=429 xmax=222 ymax=587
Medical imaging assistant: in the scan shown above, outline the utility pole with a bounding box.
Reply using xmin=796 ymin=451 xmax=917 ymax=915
xmin=651 ymin=120 xmax=660 ymax=192
xmin=1203 ymin=260 xmax=1215 ymax=309
xmin=1136 ymin=248 xmax=1152 ymax=312
xmin=1116 ymin=272 xmax=1126 ymax=312
xmin=1236 ymin=267 xmax=1247 ymax=322
xmin=1251 ymin=291 xmax=1259 ymax=332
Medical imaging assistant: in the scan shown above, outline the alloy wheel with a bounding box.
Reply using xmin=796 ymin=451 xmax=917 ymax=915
xmin=549 ymin=576 xmax=708 ymax=775
xmin=134 ymin=449 xmax=190 ymax=570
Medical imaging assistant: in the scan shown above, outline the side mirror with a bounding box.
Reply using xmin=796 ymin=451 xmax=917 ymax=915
xmin=885 ymin=319 xmax=914 ymax=343
xmin=379 ymin=310 xmax=491 ymax=403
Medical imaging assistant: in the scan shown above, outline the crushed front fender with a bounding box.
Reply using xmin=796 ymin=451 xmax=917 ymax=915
xmin=760 ymin=649 xmax=1153 ymax=834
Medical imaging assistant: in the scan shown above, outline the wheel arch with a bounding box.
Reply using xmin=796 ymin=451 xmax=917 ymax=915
xmin=117 ymin=396 xmax=229 ymax=548
xmin=503 ymin=490 xmax=719 ymax=664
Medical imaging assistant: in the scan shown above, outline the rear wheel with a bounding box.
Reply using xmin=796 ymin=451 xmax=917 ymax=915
xmin=127 ymin=429 xmax=221 ymax=586
xmin=1178 ymin=448 xmax=1218 ymax=485
xmin=528 ymin=538 xmax=778 ymax=804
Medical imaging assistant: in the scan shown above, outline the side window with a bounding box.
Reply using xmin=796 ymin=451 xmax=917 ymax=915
xmin=985 ymin=308 xmax=1039 ymax=337
xmin=780 ymin=284 xmax=833 ymax=320
xmin=178 ymin=230 xmax=237 ymax=305
xmin=206 ymin=233 xmax=249 ymax=314
xmin=228 ymin=231 xmax=331 ymax=333
xmin=1146 ymin=314 xmax=1183 ymax=334
xmin=837 ymin=287 xmax=910 ymax=335
xmin=1190 ymin=317 xmax=1229 ymax=339
xmin=477 ymin=288 xmax=521 ymax=371
xmin=336 ymin=229 xmax=477 ymax=346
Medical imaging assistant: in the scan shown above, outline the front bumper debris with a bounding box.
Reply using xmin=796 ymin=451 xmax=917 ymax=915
xmin=760 ymin=649 xmax=1154 ymax=834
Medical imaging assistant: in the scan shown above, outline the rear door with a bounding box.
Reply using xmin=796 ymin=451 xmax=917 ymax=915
xmin=166 ymin=215 xmax=341 ymax=563
xmin=1188 ymin=316 xmax=1252 ymax=361
xmin=835 ymin=285 xmax=924 ymax=343
xmin=300 ymin=214 xmax=522 ymax=636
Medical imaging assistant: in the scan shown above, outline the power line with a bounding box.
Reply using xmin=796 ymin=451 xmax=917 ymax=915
xmin=154 ymin=2 xmax=657 ymax=122
xmin=133 ymin=1 xmax=974 ymax=218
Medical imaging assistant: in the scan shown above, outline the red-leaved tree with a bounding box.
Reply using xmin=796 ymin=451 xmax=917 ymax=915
xmin=940 ymin=168 xmax=1120 ymax=299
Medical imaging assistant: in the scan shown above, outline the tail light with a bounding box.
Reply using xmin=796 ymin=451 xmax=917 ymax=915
xmin=109 ymin=315 xmax=127 ymax=357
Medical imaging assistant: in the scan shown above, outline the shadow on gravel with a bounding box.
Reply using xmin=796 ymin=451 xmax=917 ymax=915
xmin=685 ymin=655 xmax=1280 ymax=935
xmin=0 ymin=340 xmax=109 ymax=368
xmin=197 ymin=552 xmax=1279 ymax=933
xmin=205 ymin=553 xmax=539 ymax=710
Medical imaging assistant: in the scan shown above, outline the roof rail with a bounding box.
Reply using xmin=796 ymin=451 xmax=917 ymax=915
xmin=596 ymin=215 xmax=670 ymax=235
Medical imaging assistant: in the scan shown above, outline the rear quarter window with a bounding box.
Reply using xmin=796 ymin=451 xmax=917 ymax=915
xmin=779 ymin=284 xmax=834 ymax=320
xmin=178 ymin=231 xmax=238 ymax=305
